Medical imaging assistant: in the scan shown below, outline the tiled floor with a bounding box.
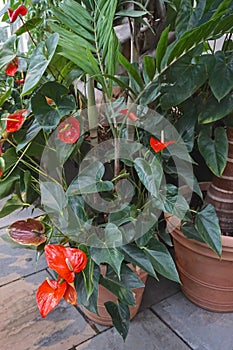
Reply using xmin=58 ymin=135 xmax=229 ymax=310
xmin=1 ymin=213 xmax=233 ymax=350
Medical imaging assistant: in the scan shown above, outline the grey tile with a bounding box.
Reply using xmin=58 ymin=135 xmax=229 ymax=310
xmin=153 ymin=292 xmax=233 ymax=350
xmin=75 ymin=309 xmax=190 ymax=350
xmin=0 ymin=271 xmax=95 ymax=350
xmin=140 ymin=275 xmax=180 ymax=311
xmin=0 ymin=233 xmax=47 ymax=286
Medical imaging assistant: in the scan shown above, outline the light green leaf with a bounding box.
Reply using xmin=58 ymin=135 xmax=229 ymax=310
xmin=0 ymin=194 xmax=25 ymax=218
xmin=156 ymin=26 xmax=170 ymax=71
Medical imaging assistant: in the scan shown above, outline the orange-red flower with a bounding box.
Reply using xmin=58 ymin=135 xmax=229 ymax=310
xmin=44 ymin=244 xmax=87 ymax=283
xmin=5 ymin=58 xmax=19 ymax=76
xmin=8 ymin=4 xmax=27 ymax=23
xmin=6 ymin=109 xmax=27 ymax=133
xmin=120 ymin=109 xmax=139 ymax=122
xmin=57 ymin=116 xmax=80 ymax=144
xmin=36 ymin=278 xmax=68 ymax=318
xmin=15 ymin=79 xmax=25 ymax=84
xmin=150 ymin=136 xmax=175 ymax=153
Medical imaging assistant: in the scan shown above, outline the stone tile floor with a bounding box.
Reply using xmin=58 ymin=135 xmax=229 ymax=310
xmin=1 ymin=211 xmax=233 ymax=350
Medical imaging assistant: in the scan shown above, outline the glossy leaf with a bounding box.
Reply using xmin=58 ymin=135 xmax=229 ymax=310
xmin=209 ymin=51 xmax=233 ymax=101
xmin=15 ymin=18 xmax=43 ymax=36
xmin=8 ymin=218 xmax=46 ymax=246
xmin=22 ymin=33 xmax=59 ymax=96
xmin=195 ymin=204 xmax=222 ymax=256
xmin=16 ymin=120 xmax=41 ymax=151
xmin=0 ymin=173 xmax=20 ymax=199
xmin=36 ymin=279 xmax=67 ymax=318
xmin=67 ymin=161 xmax=114 ymax=195
xmin=106 ymin=264 xmax=145 ymax=289
xmin=134 ymin=157 xmax=163 ymax=198
xmin=90 ymin=247 xmax=124 ymax=279
xmin=99 ymin=275 xmax=135 ymax=306
xmin=40 ymin=182 xmax=67 ymax=214
xmin=105 ymin=301 xmax=130 ymax=340
xmin=144 ymin=238 xmax=180 ymax=282
xmin=0 ymin=194 xmax=25 ymax=218
xmin=198 ymin=93 xmax=233 ymax=124
xmin=121 ymin=244 xmax=157 ymax=278
xmin=0 ymin=35 xmax=18 ymax=70
xmin=198 ymin=126 xmax=228 ymax=176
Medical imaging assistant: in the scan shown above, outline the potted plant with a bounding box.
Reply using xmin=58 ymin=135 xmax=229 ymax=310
xmin=0 ymin=0 xmax=230 ymax=339
xmin=154 ymin=0 xmax=233 ymax=311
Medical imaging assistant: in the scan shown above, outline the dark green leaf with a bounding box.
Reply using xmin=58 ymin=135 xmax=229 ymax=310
xmin=209 ymin=52 xmax=233 ymax=101
xmin=144 ymin=237 xmax=180 ymax=282
xmin=90 ymin=247 xmax=124 ymax=279
xmin=99 ymin=275 xmax=135 ymax=306
xmin=195 ymin=204 xmax=222 ymax=256
xmin=143 ymin=56 xmax=156 ymax=82
xmin=0 ymin=194 xmax=25 ymax=218
xmin=198 ymin=93 xmax=233 ymax=124
xmin=104 ymin=301 xmax=130 ymax=340
xmin=198 ymin=126 xmax=228 ymax=176
xmin=121 ymin=244 xmax=157 ymax=278
xmin=15 ymin=18 xmax=43 ymax=36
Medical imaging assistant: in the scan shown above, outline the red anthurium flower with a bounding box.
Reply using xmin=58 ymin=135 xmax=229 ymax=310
xmin=5 ymin=58 xmax=19 ymax=76
xmin=63 ymin=282 xmax=77 ymax=305
xmin=150 ymin=136 xmax=175 ymax=153
xmin=6 ymin=109 xmax=27 ymax=133
xmin=36 ymin=278 xmax=67 ymax=318
xmin=120 ymin=109 xmax=139 ymax=122
xmin=45 ymin=244 xmax=87 ymax=283
xmin=8 ymin=4 xmax=27 ymax=23
xmin=57 ymin=116 xmax=80 ymax=144
xmin=8 ymin=218 xmax=46 ymax=246
xmin=15 ymin=79 xmax=25 ymax=84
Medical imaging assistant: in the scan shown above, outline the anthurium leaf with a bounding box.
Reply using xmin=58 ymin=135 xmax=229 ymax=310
xmin=0 ymin=35 xmax=17 ymax=69
xmin=16 ymin=120 xmax=42 ymax=151
xmin=40 ymin=182 xmax=67 ymax=214
xmin=67 ymin=161 xmax=114 ymax=195
xmin=0 ymin=173 xmax=20 ymax=199
xmin=31 ymin=81 xmax=76 ymax=130
xmin=198 ymin=93 xmax=233 ymax=124
xmin=121 ymin=244 xmax=157 ymax=278
xmin=15 ymin=18 xmax=43 ymax=36
xmin=198 ymin=126 xmax=228 ymax=176
xmin=104 ymin=301 xmax=130 ymax=341
xmin=182 ymin=224 xmax=205 ymax=243
xmin=2 ymin=148 xmax=18 ymax=171
xmin=195 ymin=204 xmax=222 ymax=256
xmin=0 ymin=194 xmax=25 ymax=218
xmin=106 ymin=264 xmax=145 ymax=289
xmin=99 ymin=275 xmax=135 ymax=306
xmin=160 ymin=59 xmax=208 ymax=109
xmin=75 ymin=263 xmax=100 ymax=315
xmin=90 ymin=247 xmax=124 ymax=279
xmin=8 ymin=218 xmax=46 ymax=246
xmin=0 ymin=77 xmax=14 ymax=107
xmin=134 ymin=157 xmax=163 ymax=198
xmin=209 ymin=51 xmax=233 ymax=101
xmin=22 ymin=33 xmax=59 ymax=96
xmin=144 ymin=237 xmax=180 ymax=283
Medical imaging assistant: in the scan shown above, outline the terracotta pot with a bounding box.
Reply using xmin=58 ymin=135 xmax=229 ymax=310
xmin=166 ymin=182 xmax=233 ymax=312
xmin=205 ymin=127 xmax=233 ymax=234
xmin=82 ymin=265 xmax=148 ymax=326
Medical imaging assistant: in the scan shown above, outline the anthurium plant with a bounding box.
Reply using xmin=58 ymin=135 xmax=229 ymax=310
xmin=0 ymin=0 xmax=232 ymax=340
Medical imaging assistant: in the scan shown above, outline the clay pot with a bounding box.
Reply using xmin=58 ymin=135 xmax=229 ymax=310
xmin=82 ymin=265 xmax=148 ymax=326
xmin=166 ymin=182 xmax=233 ymax=312
xmin=205 ymin=127 xmax=233 ymax=234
